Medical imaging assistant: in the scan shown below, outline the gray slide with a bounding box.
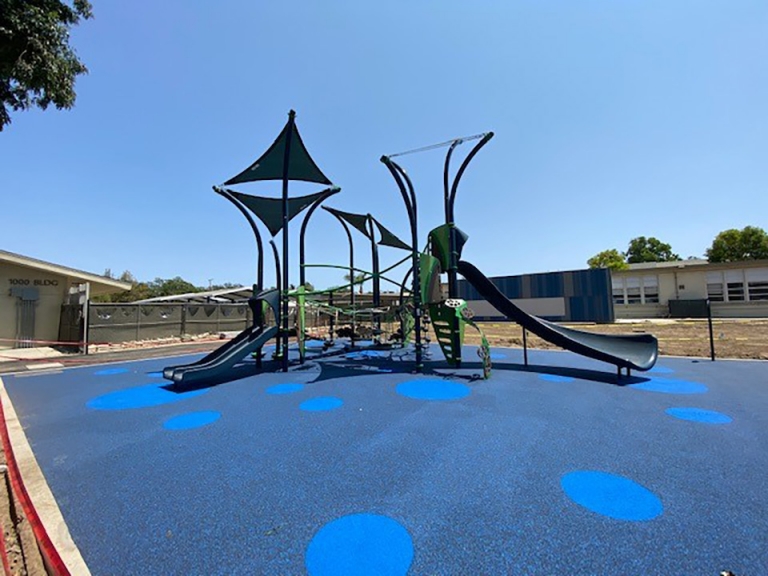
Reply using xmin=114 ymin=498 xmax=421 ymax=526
xmin=457 ymin=260 xmax=658 ymax=372
xmin=163 ymin=324 xmax=278 ymax=386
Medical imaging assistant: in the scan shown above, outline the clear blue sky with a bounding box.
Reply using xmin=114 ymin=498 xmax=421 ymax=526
xmin=1 ymin=1 xmax=766 ymax=291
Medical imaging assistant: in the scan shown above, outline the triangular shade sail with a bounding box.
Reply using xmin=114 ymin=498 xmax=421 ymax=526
xmin=228 ymin=188 xmax=338 ymax=236
xmin=224 ymin=113 xmax=332 ymax=186
xmin=372 ymin=217 xmax=411 ymax=251
xmin=323 ymin=207 xmax=372 ymax=239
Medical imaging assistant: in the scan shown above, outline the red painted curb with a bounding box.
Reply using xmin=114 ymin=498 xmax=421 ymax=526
xmin=0 ymin=396 xmax=70 ymax=575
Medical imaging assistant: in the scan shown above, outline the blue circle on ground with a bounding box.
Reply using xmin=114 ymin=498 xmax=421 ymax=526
xmin=346 ymin=350 xmax=389 ymax=360
xmin=665 ymin=407 xmax=732 ymax=424
xmin=489 ymin=352 xmax=506 ymax=360
xmin=87 ymin=384 xmax=208 ymax=411
xmin=267 ymin=383 xmax=305 ymax=395
xmin=300 ymin=397 xmax=343 ymax=412
xmin=306 ymin=513 xmax=413 ymax=576
xmin=629 ymin=378 xmax=708 ymax=394
xmin=539 ymin=374 xmax=575 ymax=383
xmin=94 ymin=367 xmax=129 ymax=376
xmin=561 ymin=470 xmax=663 ymax=521
xmin=649 ymin=365 xmax=674 ymax=374
xmin=147 ymin=371 xmax=164 ymax=378
xmin=396 ymin=379 xmax=470 ymax=401
xmin=163 ymin=410 xmax=221 ymax=430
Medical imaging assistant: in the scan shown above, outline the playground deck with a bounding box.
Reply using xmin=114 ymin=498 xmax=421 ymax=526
xmin=1 ymin=345 xmax=766 ymax=575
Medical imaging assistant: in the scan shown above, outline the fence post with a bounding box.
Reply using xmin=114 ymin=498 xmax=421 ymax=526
xmin=181 ymin=304 xmax=187 ymax=338
xmin=707 ymin=299 xmax=716 ymax=361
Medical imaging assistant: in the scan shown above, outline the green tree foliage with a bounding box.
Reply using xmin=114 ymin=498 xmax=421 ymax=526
xmin=1 ymin=0 xmax=93 ymax=130
xmin=625 ymin=236 xmax=680 ymax=264
xmin=92 ymin=274 xmax=246 ymax=303
xmin=343 ymin=272 xmax=366 ymax=294
xmin=706 ymin=226 xmax=768 ymax=263
xmin=587 ymin=249 xmax=628 ymax=270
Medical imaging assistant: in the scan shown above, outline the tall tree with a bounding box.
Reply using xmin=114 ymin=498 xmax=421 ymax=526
xmin=587 ymin=249 xmax=628 ymax=270
xmin=625 ymin=236 xmax=680 ymax=263
xmin=706 ymin=226 xmax=768 ymax=262
xmin=1 ymin=0 xmax=93 ymax=130
xmin=343 ymin=272 xmax=366 ymax=294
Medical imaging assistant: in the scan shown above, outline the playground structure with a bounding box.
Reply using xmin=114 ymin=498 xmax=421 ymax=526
xmin=164 ymin=111 xmax=658 ymax=385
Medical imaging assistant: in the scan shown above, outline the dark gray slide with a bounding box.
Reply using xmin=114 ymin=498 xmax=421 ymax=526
xmin=164 ymin=325 xmax=278 ymax=385
xmin=457 ymin=260 xmax=658 ymax=371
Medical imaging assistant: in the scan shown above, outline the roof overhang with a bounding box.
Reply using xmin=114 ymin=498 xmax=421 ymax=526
xmin=0 ymin=249 xmax=132 ymax=294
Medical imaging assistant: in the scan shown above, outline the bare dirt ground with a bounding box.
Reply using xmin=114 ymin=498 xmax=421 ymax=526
xmin=462 ymin=318 xmax=768 ymax=360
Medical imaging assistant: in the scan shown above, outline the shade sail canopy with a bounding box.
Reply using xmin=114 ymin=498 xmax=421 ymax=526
xmin=372 ymin=217 xmax=411 ymax=251
xmin=323 ymin=207 xmax=411 ymax=250
xmin=228 ymin=187 xmax=339 ymax=236
xmin=323 ymin=207 xmax=372 ymax=239
xmin=224 ymin=111 xmax=333 ymax=186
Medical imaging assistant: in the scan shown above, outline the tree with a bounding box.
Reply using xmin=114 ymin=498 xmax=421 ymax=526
xmin=343 ymin=272 xmax=366 ymax=294
xmin=706 ymin=226 xmax=768 ymax=263
xmin=148 ymin=276 xmax=201 ymax=297
xmin=625 ymin=236 xmax=679 ymax=264
xmin=1 ymin=0 xmax=93 ymax=130
xmin=587 ymin=249 xmax=628 ymax=270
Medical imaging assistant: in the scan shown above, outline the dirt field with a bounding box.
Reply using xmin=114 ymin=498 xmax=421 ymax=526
xmin=462 ymin=319 xmax=768 ymax=361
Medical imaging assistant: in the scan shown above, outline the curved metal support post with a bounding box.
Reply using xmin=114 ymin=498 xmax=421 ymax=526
xmin=213 ymin=186 xmax=264 ymax=294
xmin=299 ymin=186 xmax=340 ymax=287
xmin=269 ymin=239 xmax=282 ymax=360
xmin=398 ymin=267 xmax=413 ymax=345
xmin=447 ymin=132 xmax=494 ymax=222
xmin=325 ymin=209 xmax=356 ymax=347
xmin=380 ymin=156 xmax=422 ymax=371
xmin=279 ymin=110 xmax=296 ymax=373
xmin=366 ymin=216 xmax=382 ymax=334
xmin=444 ymin=132 xmax=494 ymax=298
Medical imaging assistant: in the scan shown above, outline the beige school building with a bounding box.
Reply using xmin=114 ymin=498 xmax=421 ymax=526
xmin=0 ymin=250 xmax=131 ymax=349
xmin=612 ymin=258 xmax=768 ymax=319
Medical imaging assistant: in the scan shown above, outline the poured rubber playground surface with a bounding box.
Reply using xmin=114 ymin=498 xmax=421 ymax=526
xmin=2 ymin=344 xmax=767 ymax=575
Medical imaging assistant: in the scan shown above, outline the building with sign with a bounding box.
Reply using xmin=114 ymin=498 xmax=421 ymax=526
xmin=0 ymin=250 xmax=131 ymax=349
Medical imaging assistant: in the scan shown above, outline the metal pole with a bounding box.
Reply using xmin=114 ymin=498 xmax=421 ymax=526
xmin=214 ymin=187 xmax=264 ymax=292
xmin=707 ymin=299 xmax=716 ymax=361
xmin=280 ymin=110 xmax=296 ymax=372
xmin=381 ymin=156 xmax=422 ymax=372
xmin=446 ymin=132 xmax=494 ymax=298
xmin=326 ymin=212 xmax=356 ymax=348
xmin=522 ymin=327 xmax=528 ymax=366
xmin=270 ymin=239 xmax=282 ymax=361
xmin=299 ymin=187 xmax=339 ymax=287
xmin=367 ymin=217 xmax=381 ymax=335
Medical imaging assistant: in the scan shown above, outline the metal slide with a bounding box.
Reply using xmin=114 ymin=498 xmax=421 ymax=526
xmin=163 ymin=324 xmax=278 ymax=386
xmin=457 ymin=260 xmax=658 ymax=372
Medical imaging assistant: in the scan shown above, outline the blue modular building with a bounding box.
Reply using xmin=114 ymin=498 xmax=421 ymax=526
xmin=454 ymin=267 xmax=615 ymax=323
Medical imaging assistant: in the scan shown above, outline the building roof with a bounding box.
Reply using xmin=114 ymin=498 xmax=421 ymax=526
xmin=135 ymin=286 xmax=254 ymax=304
xmin=615 ymin=258 xmax=768 ymax=274
xmin=0 ymin=249 xmax=132 ymax=293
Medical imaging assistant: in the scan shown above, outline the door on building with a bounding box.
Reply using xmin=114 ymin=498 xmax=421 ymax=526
xmin=10 ymin=287 xmax=39 ymax=348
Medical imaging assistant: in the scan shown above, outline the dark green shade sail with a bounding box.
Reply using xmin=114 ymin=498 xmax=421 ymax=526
xmin=372 ymin=217 xmax=411 ymax=251
xmin=323 ymin=207 xmax=372 ymax=239
xmin=224 ymin=114 xmax=333 ymax=186
xmin=227 ymin=187 xmax=339 ymax=236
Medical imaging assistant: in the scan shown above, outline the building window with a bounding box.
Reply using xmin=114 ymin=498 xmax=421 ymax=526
xmin=725 ymin=270 xmax=745 ymax=302
xmin=612 ymin=275 xmax=658 ymax=305
xmin=643 ymin=276 xmax=659 ymax=304
xmin=747 ymin=268 xmax=768 ymax=301
xmin=612 ymin=277 xmax=625 ymax=305
xmin=626 ymin=277 xmax=641 ymax=304
xmin=707 ymin=272 xmax=724 ymax=302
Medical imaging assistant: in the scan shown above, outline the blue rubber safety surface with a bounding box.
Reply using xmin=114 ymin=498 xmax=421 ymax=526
xmin=3 ymin=345 xmax=768 ymax=575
